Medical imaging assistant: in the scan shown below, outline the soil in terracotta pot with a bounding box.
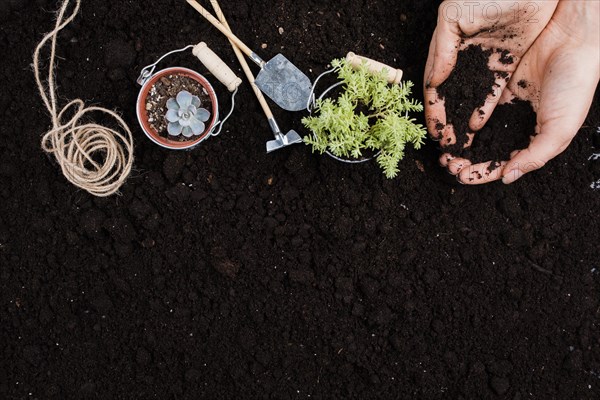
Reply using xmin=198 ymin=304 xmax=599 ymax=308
xmin=145 ymin=74 xmax=212 ymax=142
xmin=3 ymin=1 xmax=600 ymax=399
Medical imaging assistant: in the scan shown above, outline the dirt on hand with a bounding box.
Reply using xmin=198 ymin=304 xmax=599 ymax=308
xmin=436 ymin=44 xmax=535 ymax=169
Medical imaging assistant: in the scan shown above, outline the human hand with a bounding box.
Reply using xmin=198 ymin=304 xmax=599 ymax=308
xmin=423 ymin=0 xmax=559 ymax=170
xmin=451 ymin=0 xmax=600 ymax=184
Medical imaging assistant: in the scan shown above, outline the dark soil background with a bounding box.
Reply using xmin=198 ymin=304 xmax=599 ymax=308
xmin=1 ymin=1 xmax=599 ymax=399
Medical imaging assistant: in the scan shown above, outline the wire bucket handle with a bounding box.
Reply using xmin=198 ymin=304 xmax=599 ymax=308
xmin=137 ymin=42 xmax=242 ymax=136
xmin=307 ymin=53 xmax=405 ymax=113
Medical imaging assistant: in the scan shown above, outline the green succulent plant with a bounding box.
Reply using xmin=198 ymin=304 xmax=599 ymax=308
xmin=166 ymin=91 xmax=210 ymax=138
xmin=303 ymin=58 xmax=427 ymax=178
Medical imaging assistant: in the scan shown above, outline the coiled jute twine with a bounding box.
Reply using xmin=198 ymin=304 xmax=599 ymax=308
xmin=33 ymin=0 xmax=134 ymax=197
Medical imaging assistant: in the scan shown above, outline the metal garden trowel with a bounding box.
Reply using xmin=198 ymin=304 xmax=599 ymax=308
xmin=187 ymin=0 xmax=312 ymax=112
xmin=207 ymin=0 xmax=303 ymax=153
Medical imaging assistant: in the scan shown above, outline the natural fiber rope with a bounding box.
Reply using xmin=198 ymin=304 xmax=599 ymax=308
xmin=33 ymin=0 xmax=134 ymax=197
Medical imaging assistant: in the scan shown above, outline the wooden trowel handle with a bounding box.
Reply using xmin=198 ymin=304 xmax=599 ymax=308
xmin=208 ymin=0 xmax=275 ymax=120
xmin=346 ymin=52 xmax=403 ymax=85
xmin=187 ymin=0 xmax=254 ymax=57
xmin=193 ymin=42 xmax=242 ymax=92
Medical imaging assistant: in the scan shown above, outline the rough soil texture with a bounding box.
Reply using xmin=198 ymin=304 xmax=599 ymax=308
xmin=1 ymin=1 xmax=600 ymax=399
xmin=462 ymin=99 xmax=536 ymax=166
xmin=436 ymin=44 xmax=530 ymax=165
xmin=436 ymin=45 xmax=498 ymax=151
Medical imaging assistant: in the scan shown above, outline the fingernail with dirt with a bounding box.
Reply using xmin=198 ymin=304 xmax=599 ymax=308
xmin=440 ymin=155 xmax=454 ymax=167
xmin=438 ymin=156 xmax=454 ymax=168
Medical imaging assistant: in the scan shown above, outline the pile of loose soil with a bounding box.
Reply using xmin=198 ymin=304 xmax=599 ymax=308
xmin=436 ymin=44 xmax=497 ymax=150
xmin=462 ymin=99 xmax=536 ymax=166
xmin=436 ymin=44 xmax=531 ymax=165
xmin=1 ymin=1 xmax=599 ymax=399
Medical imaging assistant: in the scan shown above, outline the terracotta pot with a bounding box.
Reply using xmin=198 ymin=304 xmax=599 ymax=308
xmin=136 ymin=67 xmax=219 ymax=150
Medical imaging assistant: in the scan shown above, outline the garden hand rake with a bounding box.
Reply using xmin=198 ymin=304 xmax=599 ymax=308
xmin=187 ymin=0 xmax=312 ymax=112
xmin=208 ymin=0 xmax=301 ymax=153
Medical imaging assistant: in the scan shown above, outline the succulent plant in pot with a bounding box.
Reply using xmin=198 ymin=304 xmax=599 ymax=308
xmin=303 ymin=58 xmax=427 ymax=178
xmin=166 ymin=91 xmax=211 ymax=138
xmin=137 ymin=67 xmax=219 ymax=150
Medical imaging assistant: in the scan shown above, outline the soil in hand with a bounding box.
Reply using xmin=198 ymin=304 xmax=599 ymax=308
xmin=462 ymin=99 xmax=536 ymax=168
xmin=436 ymin=44 xmax=512 ymax=155
xmin=436 ymin=44 xmax=534 ymax=168
xmin=145 ymin=74 xmax=212 ymax=141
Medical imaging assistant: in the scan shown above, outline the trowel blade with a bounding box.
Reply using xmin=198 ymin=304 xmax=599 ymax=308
xmin=255 ymin=54 xmax=312 ymax=112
